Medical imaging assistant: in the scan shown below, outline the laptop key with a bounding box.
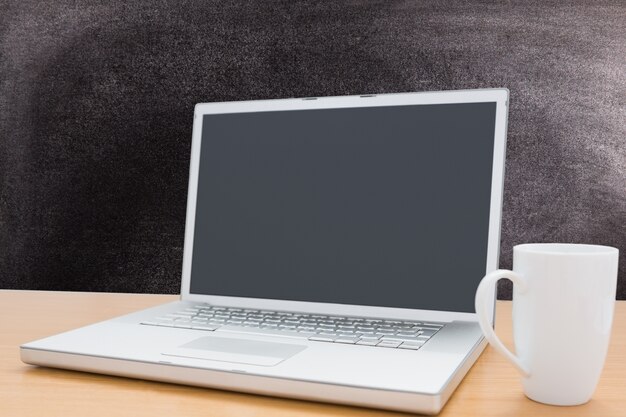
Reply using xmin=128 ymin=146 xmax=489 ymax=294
xmin=380 ymin=336 xmax=420 ymax=344
xmin=359 ymin=335 xmax=381 ymax=340
xmin=396 ymin=332 xmax=420 ymax=337
xmin=401 ymin=339 xmax=426 ymax=346
xmin=337 ymin=333 xmax=359 ymax=338
xmin=377 ymin=340 xmax=402 ymax=348
xmin=398 ymin=343 xmax=422 ymax=350
xmin=309 ymin=336 xmax=335 ymax=342
xmin=334 ymin=337 xmax=359 ymax=344
xmin=356 ymin=339 xmax=379 ymax=346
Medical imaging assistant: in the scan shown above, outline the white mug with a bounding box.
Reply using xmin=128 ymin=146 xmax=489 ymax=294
xmin=475 ymin=243 xmax=619 ymax=406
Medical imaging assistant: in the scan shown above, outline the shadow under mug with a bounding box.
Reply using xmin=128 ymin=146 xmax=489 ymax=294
xmin=475 ymin=243 xmax=619 ymax=406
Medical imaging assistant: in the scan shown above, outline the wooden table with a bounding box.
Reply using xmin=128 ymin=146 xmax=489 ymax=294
xmin=1 ymin=291 xmax=624 ymax=416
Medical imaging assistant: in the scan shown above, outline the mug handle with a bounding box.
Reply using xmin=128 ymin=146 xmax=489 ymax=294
xmin=475 ymin=269 xmax=530 ymax=376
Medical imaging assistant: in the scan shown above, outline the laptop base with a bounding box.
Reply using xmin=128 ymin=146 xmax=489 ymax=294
xmin=21 ymin=337 xmax=486 ymax=415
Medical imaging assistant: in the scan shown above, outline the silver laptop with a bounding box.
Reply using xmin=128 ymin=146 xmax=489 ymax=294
xmin=21 ymin=89 xmax=508 ymax=414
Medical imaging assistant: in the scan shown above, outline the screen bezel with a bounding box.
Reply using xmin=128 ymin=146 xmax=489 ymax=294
xmin=180 ymin=89 xmax=508 ymax=324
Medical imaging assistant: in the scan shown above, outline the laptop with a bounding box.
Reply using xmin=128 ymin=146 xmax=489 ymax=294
xmin=21 ymin=89 xmax=508 ymax=414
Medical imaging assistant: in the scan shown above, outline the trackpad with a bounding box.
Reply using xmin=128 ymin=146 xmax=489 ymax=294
xmin=162 ymin=336 xmax=307 ymax=367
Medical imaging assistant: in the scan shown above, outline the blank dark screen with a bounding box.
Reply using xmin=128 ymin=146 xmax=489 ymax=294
xmin=190 ymin=102 xmax=497 ymax=312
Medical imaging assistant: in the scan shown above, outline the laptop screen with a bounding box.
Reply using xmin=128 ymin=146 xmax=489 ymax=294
xmin=190 ymin=102 xmax=497 ymax=313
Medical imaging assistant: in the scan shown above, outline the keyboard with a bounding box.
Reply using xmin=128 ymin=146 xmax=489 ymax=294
xmin=141 ymin=304 xmax=445 ymax=350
